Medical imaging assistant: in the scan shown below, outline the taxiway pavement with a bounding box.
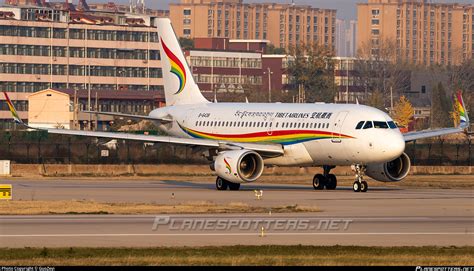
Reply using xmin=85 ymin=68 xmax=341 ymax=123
xmin=0 ymin=178 xmax=472 ymax=247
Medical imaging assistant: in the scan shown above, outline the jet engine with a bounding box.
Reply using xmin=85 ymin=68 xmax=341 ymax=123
xmin=214 ymin=150 xmax=264 ymax=183
xmin=366 ymin=152 xmax=411 ymax=182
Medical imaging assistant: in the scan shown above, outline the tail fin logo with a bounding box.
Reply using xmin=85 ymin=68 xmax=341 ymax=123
xmin=456 ymin=91 xmax=468 ymax=125
xmin=160 ymin=38 xmax=187 ymax=95
xmin=3 ymin=92 xmax=21 ymax=124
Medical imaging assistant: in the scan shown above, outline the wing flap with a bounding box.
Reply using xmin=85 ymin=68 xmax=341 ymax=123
xmin=83 ymin=111 xmax=173 ymax=123
xmin=47 ymin=128 xmax=220 ymax=147
xmin=47 ymin=128 xmax=283 ymax=156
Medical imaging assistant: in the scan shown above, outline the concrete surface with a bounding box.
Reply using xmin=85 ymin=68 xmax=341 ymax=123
xmin=0 ymin=178 xmax=472 ymax=247
xmin=10 ymin=164 xmax=474 ymax=177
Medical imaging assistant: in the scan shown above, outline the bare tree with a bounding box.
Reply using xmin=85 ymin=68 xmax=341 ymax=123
xmin=354 ymin=39 xmax=411 ymax=109
xmin=449 ymin=59 xmax=474 ymax=115
xmin=286 ymin=43 xmax=336 ymax=103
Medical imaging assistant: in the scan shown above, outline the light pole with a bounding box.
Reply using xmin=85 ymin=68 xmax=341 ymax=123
xmin=346 ymin=58 xmax=349 ymax=104
xmin=116 ymin=70 xmax=124 ymax=90
xmin=87 ymin=64 xmax=91 ymax=131
xmin=263 ymin=67 xmax=273 ymax=103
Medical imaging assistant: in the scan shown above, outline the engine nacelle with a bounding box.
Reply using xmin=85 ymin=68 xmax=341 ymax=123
xmin=214 ymin=150 xmax=264 ymax=183
xmin=366 ymin=152 xmax=411 ymax=182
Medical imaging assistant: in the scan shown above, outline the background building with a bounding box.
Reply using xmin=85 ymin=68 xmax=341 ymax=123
xmin=333 ymin=57 xmax=361 ymax=103
xmin=336 ymin=19 xmax=357 ymax=57
xmin=186 ymin=37 xmax=287 ymax=99
xmin=22 ymin=88 xmax=164 ymax=131
xmin=170 ymin=0 xmax=336 ymax=51
xmin=0 ymin=0 xmax=166 ymax=129
xmin=357 ymin=0 xmax=473 ymax=65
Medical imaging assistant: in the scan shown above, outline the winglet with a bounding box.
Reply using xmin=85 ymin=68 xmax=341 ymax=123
xmin=456 ymin=90 xmax=469 ymax=129
xmin=3 ymin=92 xmax=23 ymax=125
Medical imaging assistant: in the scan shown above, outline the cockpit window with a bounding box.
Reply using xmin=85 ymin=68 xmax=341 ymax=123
xmin=373 ymin=121 xmax=389 ymax=129
xmin=355 ymin=121 xmax=365 ymax=129
xmin=363 ymin=121 xmax=373 ymax=129
xmin=388 ymin=121 xmax=397 ymax=129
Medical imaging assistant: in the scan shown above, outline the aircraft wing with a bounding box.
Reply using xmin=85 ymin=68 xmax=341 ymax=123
xmin=403 ymin=127 xmax=466 ymax=142
xmin=83 ymin=111 xmax=173 ymax=123
xmin=3 ymin=92 xmax=283 ymax=157
xmin=45 ymin=128 xmax=284 ymax=157
xmin=403 ymin=91 xmax=470 ymax=142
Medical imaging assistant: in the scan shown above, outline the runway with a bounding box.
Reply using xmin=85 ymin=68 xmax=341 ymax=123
xmin=1 ymin=178 xmax=473 ymax=247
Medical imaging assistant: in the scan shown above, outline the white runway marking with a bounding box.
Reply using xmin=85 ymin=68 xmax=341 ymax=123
xmin=1 ymin=232 xmax=472 ymax=237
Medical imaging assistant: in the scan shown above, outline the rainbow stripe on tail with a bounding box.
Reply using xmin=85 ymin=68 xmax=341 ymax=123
xmin=160 ymin=37 xmax=187 ymax=95
xmin=456 ymin=91 xmax=469 ymax=128
xmin=2 ymin=92 xmax=23 ymax=124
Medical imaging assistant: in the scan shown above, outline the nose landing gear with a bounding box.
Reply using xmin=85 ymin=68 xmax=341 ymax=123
xmin=352 ymin=164 xmax=368 ymax=192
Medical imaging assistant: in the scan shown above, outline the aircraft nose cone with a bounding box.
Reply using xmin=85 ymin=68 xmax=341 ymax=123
xmin=385 ymin=132 xmax=406 ymax=160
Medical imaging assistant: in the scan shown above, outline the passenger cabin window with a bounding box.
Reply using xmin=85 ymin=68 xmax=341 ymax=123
xmin=363 ymin=121 xmax=373 ymax=129
xmin=355 ymin=121 xmax=365 ymax=129
xmin=373 ymin=121 xmax=389 ymax=129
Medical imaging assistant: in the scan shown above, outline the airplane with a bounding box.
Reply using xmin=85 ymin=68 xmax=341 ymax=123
xmin=2 ymin=18 xmax=470 ymax=192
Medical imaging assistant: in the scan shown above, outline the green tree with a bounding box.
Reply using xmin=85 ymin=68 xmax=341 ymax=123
xmin=449 ymin=59 xmax=473 ymax=122
xmin=430 ymin=82 xmax=452 ymax=128
xmin=286 ymin=44 xmax=335 ymax=103
xmin=266 ymin=44 xmax=286 ymax=55
xmin=179 ymin=37 xmax=194 ymax=50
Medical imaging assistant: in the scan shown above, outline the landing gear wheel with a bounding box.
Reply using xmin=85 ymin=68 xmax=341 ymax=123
xmin=228 ymin=182 xmax=241 ymax=191
xmin=313 ymin=174 xmax=326 ymax=190
xmin=326 ymin=174 xmax=337 ymax=190
xmin=352 ymin=181 xmax=361 ymax=192
xmin=360 ymin=181 xmax=368 ymax=192
xmin=216 ymin=177 xmax=229 ymax=191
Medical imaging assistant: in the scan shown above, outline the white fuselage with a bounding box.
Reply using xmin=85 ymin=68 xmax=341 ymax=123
xmin=150 ymin=102 xmax=406 ymax=166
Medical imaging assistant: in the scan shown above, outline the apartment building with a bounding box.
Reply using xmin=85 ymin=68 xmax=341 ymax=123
xmin=170 ymin=0 xmax=336 ymax=51
xmin=336 ymin=19 xmax=357 ymax=57
xmin=186 ymin=37 xmax=287 ymax=98
xmin=358 ymin=0 xmax=473 ymax=65
xmin=0 ymin=1 xmax=167 ymax=129
xmin=0 ymin=4 xmax=164 ymax=93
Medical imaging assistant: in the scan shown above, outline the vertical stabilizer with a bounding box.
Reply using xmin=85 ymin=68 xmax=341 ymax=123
xmin=456 ymin=90 xmax=469 ymax=128
xmin=157 ymin=18 xmax=209 ymax=106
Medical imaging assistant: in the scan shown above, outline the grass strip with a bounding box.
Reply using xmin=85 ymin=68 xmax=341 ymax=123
xmin=0 ymin=200 xmax=320 ymax=215
xmin=0 ymin=246 xmax=472 ymax=266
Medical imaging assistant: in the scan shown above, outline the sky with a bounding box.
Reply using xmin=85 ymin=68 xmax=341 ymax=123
xmin=90 ymin=0 xmax=474 ymax=20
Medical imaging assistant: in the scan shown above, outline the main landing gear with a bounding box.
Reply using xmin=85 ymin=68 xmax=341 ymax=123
xmin=313 ymin=165 xmax=337 ymax=190
xmin=352 ymin=164 xmax=368 ymax=193
xmin=216 ymin=177 xmax=241 ymax=191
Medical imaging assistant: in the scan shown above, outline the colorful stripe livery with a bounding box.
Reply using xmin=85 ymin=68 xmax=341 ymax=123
xmin=160 ymin=38 xmax=187 ymax=95
xmin=224 ymin=158 xmax=232 ymax=174
xmin=3 ymin=92 xmax=21 ymax=124
xmin=178 ymin=124 xmax=354 ymax=145
xmin=456 ymin=91 xmax=468 ymax=125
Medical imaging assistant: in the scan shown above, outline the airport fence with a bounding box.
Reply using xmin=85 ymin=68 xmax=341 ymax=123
xmin=0 ymin=131 xmax=473 ymax=166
